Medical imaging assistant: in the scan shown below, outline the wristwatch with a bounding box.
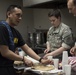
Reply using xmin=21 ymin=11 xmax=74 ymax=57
xmin=39 ymin=57 xmax=43 ymax=62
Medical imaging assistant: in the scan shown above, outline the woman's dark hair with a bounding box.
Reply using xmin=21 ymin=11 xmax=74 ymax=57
xmin=48 ymin=9 xmax=61 ymax=18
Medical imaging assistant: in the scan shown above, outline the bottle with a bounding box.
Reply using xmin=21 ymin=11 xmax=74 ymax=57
xmin=18 ymin=48 xmax=25 ymax=56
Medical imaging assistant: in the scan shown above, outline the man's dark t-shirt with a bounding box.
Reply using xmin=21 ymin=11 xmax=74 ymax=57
xmin=0 ymin=25 xmax=25 ymax=66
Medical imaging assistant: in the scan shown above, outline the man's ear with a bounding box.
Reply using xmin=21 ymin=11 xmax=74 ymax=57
xmin=7 ymin=11 xmax=11 ymax=17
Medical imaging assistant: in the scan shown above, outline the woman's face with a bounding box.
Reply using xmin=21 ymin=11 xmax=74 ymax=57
xmin=49 ymin=16 xmax=61 ymax=27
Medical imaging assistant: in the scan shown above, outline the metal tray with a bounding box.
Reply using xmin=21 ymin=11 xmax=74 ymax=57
xmin=24 ymin=67 xmax=63 ymax=75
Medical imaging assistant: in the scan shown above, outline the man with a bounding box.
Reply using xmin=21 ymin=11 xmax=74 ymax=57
xmin=0 ymin=5 xmax=50 ymax=75
xmin=67 ymin=0 xmax=76 ymax=16
xmin=67 ymin=0 xmax=76 ymax=55
xmin=44 ymin=9 xmax=74 ymax=60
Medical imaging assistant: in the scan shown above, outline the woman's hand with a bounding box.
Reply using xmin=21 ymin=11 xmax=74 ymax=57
xmin=43 ymin=53 xmax=51 ymax=59
xmin=44 ymin=49 xmax=50 ymax=54
xmin=40 ymin=58 xmax=53 ymax=65
xmin=40 ymin=53 xmax=53 ymax=65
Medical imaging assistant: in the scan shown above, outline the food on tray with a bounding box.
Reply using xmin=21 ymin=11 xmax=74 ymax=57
xmin=31 ymin=64 xmax=55 ymax=71
xmin=14 ymin=61 xmax=24 ymax=66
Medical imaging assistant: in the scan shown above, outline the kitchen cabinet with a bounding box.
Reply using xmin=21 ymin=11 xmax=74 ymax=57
xmin=23 ymin=0 xmax=51 ymax=7
xmin=23 ymin=0 xmax=67 ymax=9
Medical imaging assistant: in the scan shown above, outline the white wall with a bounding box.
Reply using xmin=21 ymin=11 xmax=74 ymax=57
xmin=34 ymin=9 xmax=51 ymax=29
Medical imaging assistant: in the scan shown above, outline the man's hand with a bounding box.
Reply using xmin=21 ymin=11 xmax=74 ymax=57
xmin=23 ymin=57 xmax=33 ymax=67
xmin=70 ymin=46 xmax=76 ymax=56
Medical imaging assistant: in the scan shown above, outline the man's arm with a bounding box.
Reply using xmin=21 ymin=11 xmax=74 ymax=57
xmin=0 ymin=45 xmax=34 ymax=66
xmin=70 ymin=42 xmax=76 ymax=55
xmin=21 ymin=44 xmax=51 ymax=65
xmin=0 ymin=45 xmax=23 ymax=61
xmin=21 ymin=44 xmax=40 ymax=61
